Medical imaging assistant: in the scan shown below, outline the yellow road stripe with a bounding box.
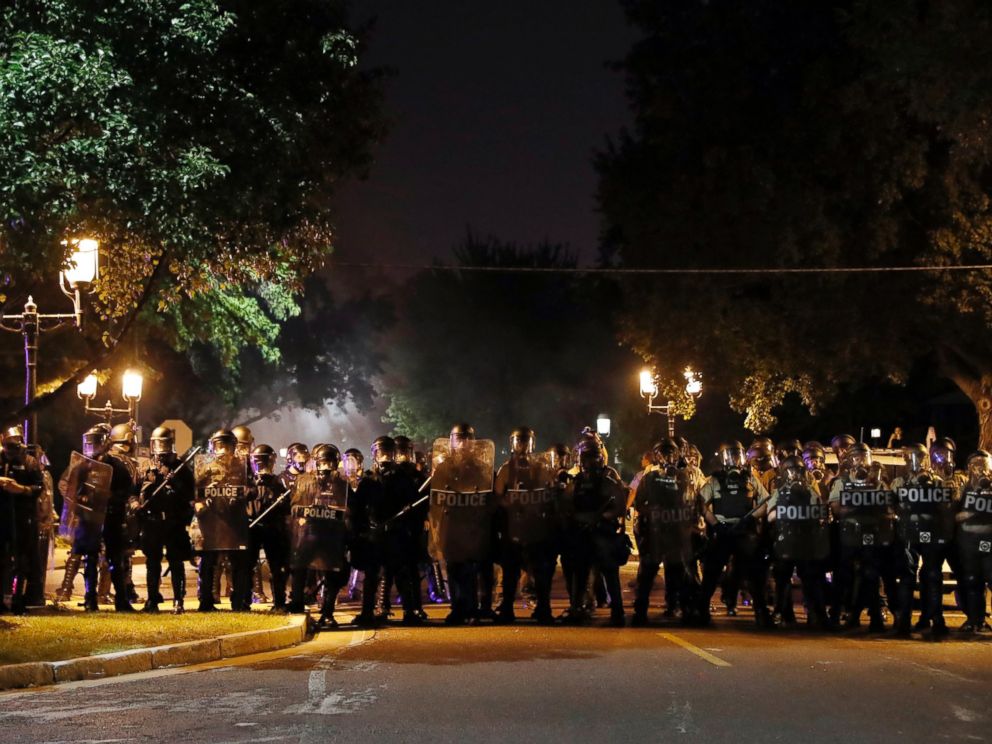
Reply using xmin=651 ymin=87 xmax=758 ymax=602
xmin=658 ymin=632 xmax=731 ymax=667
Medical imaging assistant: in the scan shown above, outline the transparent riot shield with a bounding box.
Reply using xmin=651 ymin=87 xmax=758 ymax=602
xmin=837 ymin=485 xmax=895 ymax=548
xmin=193 ymin=453 xmax=250 ymax=551
xmin=60 ymin=452 xmax=113 ymax=552
xmin=771 ymin=486 xmax=830 ymax=561
xmin=500 ymin=451 xmax=557 ymax=546
xmin=634 ymin=470 xmax=696 ymax=565
xmin=290 ymin=472 xmax=349 ymax=571
xmin=894 ymin=479 xmax=956 ymax=547
xmin=428 ymin=438 xmax=496 ymax=562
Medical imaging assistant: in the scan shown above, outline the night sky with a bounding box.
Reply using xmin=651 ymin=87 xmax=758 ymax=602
xmin=332 ymin=1 xmax=639 ymax=267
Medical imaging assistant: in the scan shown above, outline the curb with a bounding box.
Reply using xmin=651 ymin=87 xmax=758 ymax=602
xmin=0 ymin=614 xmax=309 ymax=692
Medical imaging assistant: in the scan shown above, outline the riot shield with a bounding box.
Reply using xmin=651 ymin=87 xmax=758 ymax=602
xmin=837 ymin=485 xmax=895 ymax=548
xmin=290 ymin=473 xmax=349 ymax=571
xmin=634 ymin=470 xmax=696 ymax=565
xmin=500 ymin=451 xmax=557 ymax=546
xmin=772 ymin=486 xmax=830 ymax=561
xmin=428 ymin=438 xmax=496 ymax=562
xmin=61 ymin=451 xmax=113 ymax=550
xmin=894 ymin=479 xmax=956 ymax=547
xmin=193 ymin=453 xmax=250 ymax=551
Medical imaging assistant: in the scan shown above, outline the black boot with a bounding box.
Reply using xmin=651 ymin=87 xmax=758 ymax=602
xmin=56 ymin=553 xmax=83 ymax=603
xmin=84 ymin=592 xmax=99 ymax=612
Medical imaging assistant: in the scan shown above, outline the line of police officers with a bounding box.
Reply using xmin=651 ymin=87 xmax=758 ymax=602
xmin=3 ymin=422 xmax=991 ymax=637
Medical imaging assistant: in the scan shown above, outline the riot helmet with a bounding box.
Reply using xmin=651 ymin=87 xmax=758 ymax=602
xmin=549 ymin=443 xmax=573 ymax=471
xmin=902 ymin=443 xmax=930 ymax=478
xmin=343 ymin=448 xmax=364 ymax=480
xmin=779 ymin=455 xmax=807 ymax=487
xmin=652 ymin=438 xmax=681 ymax=472
xmin=450 ymin=422 xmax=475 ymax=452
xmin=394 ymin=435 xmax=413 ymax=463
xmin=1 ymin=425 xmax=25 ymax=463
xmin=576 ymin=436 xmax=605 ymax=472
xmin=830 ymin=434 xmax=857 ymax=463
xmin=82 ymin=423 xmax=111 ymax=459
xmin=208 ymin=429 xmax=237 ymax=456
xmin=966 ymin=450 xmax=992 ymax=488
xmin=232 ymin=425 xmax=254 ymax=457
xmin=371 ymin=436 xmax=396 ymax=471
xmin=577 ymin=427 xmax=609 ymax=465
xmin=286 ymin=442 xmax=310 ymax=473
xmin=149 ymin=426 xmax=176 ymax=457
xmin=776 ymin=439 xmax=803 ymax=462
xmin=930 ymin=437 xmax=956 ymax=479
xmin=109 ymin=422 xmax=136 ymax=456
xmin=686 ymin=444 xmax=702 ymax=470
xmin=718 ymin=441 xmax=746 ymax=472
xmin=510 ymin=426 xmax=535 ymax=456
xmin=250 ymin=444 xmax=276 ymax=475
xmin=801 ymin=442 xmax=826 ymax=482
xmin=747 ymin=438 xmax=777 ymax=471
xmin=312 ymin=443 xmax=341 ymax=472
xmin=847 ymin=442 xmax=872 ymax=483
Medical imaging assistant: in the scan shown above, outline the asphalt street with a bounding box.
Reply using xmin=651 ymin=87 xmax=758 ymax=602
xmin=1 ymin=594 xmax=990 ymax=744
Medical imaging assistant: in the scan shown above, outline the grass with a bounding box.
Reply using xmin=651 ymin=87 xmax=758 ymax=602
xmin=0 ymin=610 xmax=292 ymax=665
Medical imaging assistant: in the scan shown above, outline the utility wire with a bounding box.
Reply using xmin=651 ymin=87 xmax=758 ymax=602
xmin=331 ymin=261 xmax=992 ymax=275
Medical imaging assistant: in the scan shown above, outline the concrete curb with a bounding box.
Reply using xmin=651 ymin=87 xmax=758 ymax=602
xmin=0 ymin=614 xmax=309 ymax=692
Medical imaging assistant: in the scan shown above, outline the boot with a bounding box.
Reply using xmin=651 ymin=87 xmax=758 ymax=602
xmin=10 ymin=578 xmax=27 ymax=616
xmin=173 ymin=598 xmax=185 ymax=615
xmin=112 ymin=562 xmax=136 ymax=613
xmin=97 ymin=558 xmax=112 ymax=605
xmin=84 ymin=591 xmax=99 ymax=612
xmin=253 ymin=564 xmax=268 ymax=604
xmin=55 ymin=553 xmax=83 ymax=602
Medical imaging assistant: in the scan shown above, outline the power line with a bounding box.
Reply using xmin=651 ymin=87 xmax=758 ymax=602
xmin=331 ymin=261 xmax=992 ymax=275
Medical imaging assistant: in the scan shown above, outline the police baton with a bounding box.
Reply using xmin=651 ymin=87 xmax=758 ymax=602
xmin=142 ymin=446 xmax=202 ymax=510
xmin=380 ymin=474 xmax=438 ymax=528
xmin=730 ymin=493 xmax=774 ymax=533
xmin=248 ymin=487 xmax=292 ymax=529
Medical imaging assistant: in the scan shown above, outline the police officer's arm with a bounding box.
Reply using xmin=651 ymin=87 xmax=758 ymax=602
xmin=954 ymin=482 xmax=972 ymax=523
xmin=766 ymin=491 xmax=779 ymax=523
xmin=749 ymin=476 xmax=771 ymax=519
xmin=699 ymin=480 xmax=717 ymax=526
xmin=828 ymin=478 xmax=844 ymax=517
xmin=493 ymin=463 xmax=509 ymax=503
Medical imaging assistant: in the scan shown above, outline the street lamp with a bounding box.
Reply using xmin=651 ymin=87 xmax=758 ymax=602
xmin=0 ymin=238 xmax=100 ymax=446
xmin=78 ymin=369 xmax=144 ymax=436
xmin=639 ymin=366 xmax=704 ymax=437
xmin=596 ymin=413 xmax=611 ymax=438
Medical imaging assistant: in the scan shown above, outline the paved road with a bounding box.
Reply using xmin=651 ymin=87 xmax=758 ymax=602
xmin=1 ymin=600 xmax=990 ymax=744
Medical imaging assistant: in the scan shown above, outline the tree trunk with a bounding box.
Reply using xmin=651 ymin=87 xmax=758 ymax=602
xmin=937 ymin=344 xmax=992 ymax=450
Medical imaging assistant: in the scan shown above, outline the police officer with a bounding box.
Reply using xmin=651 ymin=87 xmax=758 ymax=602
xmin=561 ymin=434 xmax=627 ymax=626
xmin=631 ymin=438 xmax=701 ymax=626
xmin=494 ymin=427 xmax=558 ymax=625
xmin=247 ymin=444 xmax=291 ymax=612
xmin=287 ymin=444 xmax=350 ymax=626
xmin=891 ymin=443 xmax=954 ymax=637
xmin=133 ymin=426 xmax=195 ymax=613
xmin=108 ymin=422 xmax=141 ymax=605
xmin=196 ymin=429 xmax=251 ymax=612
xmin=282 ymin=443 xmax=310 ymax=487
xmin=233 ymin=425 xmax=254 ymax=459
xmin=955 ymin=451 xmax=992 ymax=633
xmin=72 ymin=424 xmax=137 ymax=612
xmin=698 ymin=441 xmax=772 ymax=627
xmin=0 ymin=426 xmax=44 ymax=614
xmin=347 ymin=444 xmax=386 ymax=627
xmin=766 ymin=456 xmax=831 ymax=628
xmin=828 ymin=442 xmax=893 ymax=631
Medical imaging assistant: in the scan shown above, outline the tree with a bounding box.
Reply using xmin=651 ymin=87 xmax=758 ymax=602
xmin=597 ymin=0 xmax=992 ymax=444
xmin=0 ymin=0 xmax=386 ymax=422
xmin=382 ymin=232 xmax=651 ymax=465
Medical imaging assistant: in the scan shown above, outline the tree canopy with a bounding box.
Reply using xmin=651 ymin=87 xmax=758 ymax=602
xmin=0 ymin=0 xmax=386 ymax=424
xmin=597 ymin=0 xmax=992 ymax=444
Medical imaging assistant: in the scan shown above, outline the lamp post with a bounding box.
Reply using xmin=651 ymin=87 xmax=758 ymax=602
xmin=0 ymin=239 xmax=100 ymax=447
xmin=639 ymin=366 xmax=704 ymax=437
xmin=596 ymin=413 xmax=611 ymax=439
xmin=77 ymin=368 xmax=144 ymax=437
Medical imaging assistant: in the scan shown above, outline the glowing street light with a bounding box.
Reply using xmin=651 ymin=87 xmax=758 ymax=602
xmin=0 ymin=237 xmax=100 ymax=446
xmin=596 ymin=413 xmax=612 ymax=438
xmin=639 ymin=366 xmax=704 ymax=437
xmin=78 ymin=369 xmax=145 ymax=437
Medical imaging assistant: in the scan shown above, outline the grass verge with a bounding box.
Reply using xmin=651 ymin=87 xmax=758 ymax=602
xmin=0 ymin=610 xmax=292 ymax=665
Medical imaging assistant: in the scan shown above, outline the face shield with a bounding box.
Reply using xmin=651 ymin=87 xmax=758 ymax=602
xmin=930 ymin=447 xmax=954 ymax=478
xmin=967 ymin=454 xmax=992 ymax=488
xmin=848 ymin=448 xmax=872 ymax=483
xmin=150 ymin=436 xmax=173 ymax=457
xmin=719 ymin=446 xmax=746 ymax=471
xmin=510 ymin=433 xmax=534 ymax=456
xmin=343 ymin=453 xmax=363 ymax=480
xmin=2 ymin=436 xmax=25 ymax=463
xmin=802 ymin=450 xmax=825 ymax=481
xmin=903 ymin=447 xmax=929 ymax=478
xmin=251 ymin=454 xmax=275 ymax=476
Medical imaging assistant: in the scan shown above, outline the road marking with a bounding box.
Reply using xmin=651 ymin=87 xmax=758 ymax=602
xmin=658 ymin=632 xmax=731 ymax=667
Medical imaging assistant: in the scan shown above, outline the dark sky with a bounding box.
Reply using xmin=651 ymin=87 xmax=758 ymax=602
xmin=332 ymin=1 xmax=639 ymax=266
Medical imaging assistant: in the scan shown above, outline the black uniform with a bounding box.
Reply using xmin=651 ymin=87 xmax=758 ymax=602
xmin=134 ymin=455 xmax=195 ymax=611
xmin=0 ymin=451 xmax=44 ymax=613
xmin=247 ymin=472 xmax=290 ymax=610
xmin=956 ymin=481 xmax=992 ymax=631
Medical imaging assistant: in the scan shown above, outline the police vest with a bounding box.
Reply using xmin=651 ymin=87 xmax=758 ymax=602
xmin=713 ymin=471 xmax=753 ymax=519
